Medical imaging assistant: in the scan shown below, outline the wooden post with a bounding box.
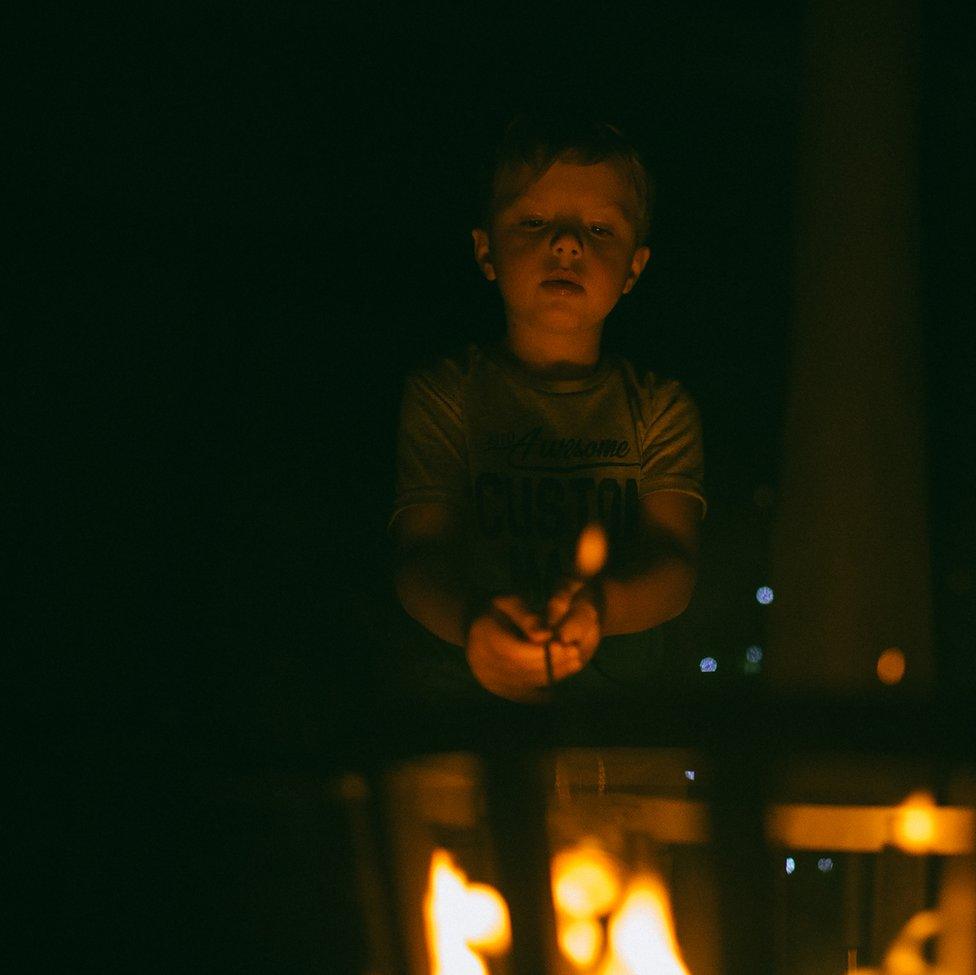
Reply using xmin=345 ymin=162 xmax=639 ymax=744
xmin=768 ymin=0 xmax=934 ymax=692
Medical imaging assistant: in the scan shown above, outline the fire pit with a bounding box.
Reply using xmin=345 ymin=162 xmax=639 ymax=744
xmin=335 ymin=699 xmax=976 ymax=975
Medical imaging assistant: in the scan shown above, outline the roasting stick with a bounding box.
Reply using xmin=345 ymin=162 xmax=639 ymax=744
xmin=544 ymin=523 xmax=609 ymax=688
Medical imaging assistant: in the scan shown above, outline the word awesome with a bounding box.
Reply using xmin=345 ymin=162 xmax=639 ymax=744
xmin=481 ymin=427 xmax=631 ymax=467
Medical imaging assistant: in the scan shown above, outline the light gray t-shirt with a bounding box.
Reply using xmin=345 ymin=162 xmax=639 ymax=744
xmin=392 ymin=343 xmax=705 ymax=611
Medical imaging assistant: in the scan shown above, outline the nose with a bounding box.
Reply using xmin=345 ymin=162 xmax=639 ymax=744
xmin=550 ymin=225 xmax=583 ymax=258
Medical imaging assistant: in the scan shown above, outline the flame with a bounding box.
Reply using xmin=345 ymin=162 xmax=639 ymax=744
xmin=424 ymin=849 xmax=511 ymax=975
xmin=552 ymin=841 xmax=622 ymax=919
xmin=891 ymin=792 xmax=939 ymax=854
xmin=602 ymin=874 xmax=692 ymax=975
xmin=575 ymin=523 xmax=609 ymax=578
xmin=559 ymin=917 xmax=604 ymax=969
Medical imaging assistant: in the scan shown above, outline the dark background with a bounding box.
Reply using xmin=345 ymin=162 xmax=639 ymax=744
xmin=15 ymin=2 xmax=972 ymax=970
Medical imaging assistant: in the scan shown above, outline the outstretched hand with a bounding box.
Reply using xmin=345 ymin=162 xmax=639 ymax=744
xmin=465 ymin=594 xmax=585 ymax=702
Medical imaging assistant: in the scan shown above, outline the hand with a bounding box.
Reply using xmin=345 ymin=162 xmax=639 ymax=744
xmin=465 ymin=595 xmax=584 ymax=702
xmin=545 ymin=580 xmax=603 ymax=672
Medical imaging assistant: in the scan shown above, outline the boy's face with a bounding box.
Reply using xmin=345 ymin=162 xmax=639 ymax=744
xmin=472 ymin=159 xmax=650 ymax=338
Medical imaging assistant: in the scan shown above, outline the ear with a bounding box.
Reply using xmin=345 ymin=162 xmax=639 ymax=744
xmin=622 ymin=245 xmax=651 ymax=294
xmin=471 ymin=228 xmax=496 ymax=281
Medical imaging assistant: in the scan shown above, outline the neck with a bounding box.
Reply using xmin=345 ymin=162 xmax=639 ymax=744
xmin=503 ymin=322 xmax=604 ymax=379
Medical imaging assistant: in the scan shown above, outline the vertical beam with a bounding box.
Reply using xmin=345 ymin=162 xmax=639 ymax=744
xmin=709 ymin=738 xmax=777 ymax=975
xmin=769 ymin=0 xmax=933 ymax=692
xmin=482 ymin=749 xmax=558 ymax=975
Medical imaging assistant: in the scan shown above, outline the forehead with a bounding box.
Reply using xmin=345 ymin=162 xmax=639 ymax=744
xmin=495 ymin=159 xmax=638 ymax=217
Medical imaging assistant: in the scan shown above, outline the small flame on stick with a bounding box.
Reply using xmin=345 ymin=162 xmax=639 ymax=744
xmin=575 ymin=522 xmax=609 ymax=579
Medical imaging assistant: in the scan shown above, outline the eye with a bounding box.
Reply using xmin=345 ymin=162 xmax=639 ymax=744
xmin=589 ymin=224 xmax=613 ymax=237
xmin=520 ymin=217 xmax=545 ymax=228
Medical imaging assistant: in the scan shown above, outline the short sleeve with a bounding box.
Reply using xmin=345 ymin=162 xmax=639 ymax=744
xmin=389 ymin=365 xmax=468 ymax=530
xmin=639 ymin=378 xmax=706 ymax=517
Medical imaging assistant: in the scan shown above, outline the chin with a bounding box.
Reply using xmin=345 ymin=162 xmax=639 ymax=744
xmin=533 ymin=314 xmax=590 ymax=334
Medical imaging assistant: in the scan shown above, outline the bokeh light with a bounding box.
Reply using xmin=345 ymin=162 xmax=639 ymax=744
xmin=817 ymin=857 xmax=834 ymax=873
xmin=558 ymin=917 xmax=602 ymax=969
xmin=891 ymin=792 xmax=939 ymax=854
xmin=746 ymin=645 xmax=763 ymax=664
xmin=552 ymin=841 xmax=622 ymax=919
xmin=785 ymin=857 xmax=796 ymax=875
xmin=699 ymin=657 xmax=718 ymax=673
xmin=876 ymin=647 xmax=906 ymax=685
xmin=756 ymin=586 xmax=775 ymax=605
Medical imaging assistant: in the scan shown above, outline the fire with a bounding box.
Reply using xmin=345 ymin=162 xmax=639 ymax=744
xmin=552 ymin=841 xmax=622 ymax=918
xmin=602 ymin=875 xmax=692 ymax=975
xmin=575 ymin=523 xmax=609 ymax=578
xmin=890 ymin=791 xmax=938 ymax=854
xmin=552 ymin=842 xmax=691 ymax=975
xmin=424 ymin=850 xmax=511 ymax=975
xmin=559 ymin=917 xmax=603 ymax=968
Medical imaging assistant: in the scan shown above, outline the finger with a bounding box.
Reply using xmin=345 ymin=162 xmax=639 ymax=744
xmin=546 ymin=591 xmax=573 ymax=627
xmin=556 ymin=616 xmax=587 ymax=646
xmin=492 ymin=595 xmax=551 ymax=642
xmin=546 ymin=579 xmax=585 ymax=626
xmin=484 ymin=622 xmax=553 ymax=683
xmin=547 ymin=641 xmax=583 ymax=681
xmin=506 ymin=641 xmax=552 ymax=687
xmin=558 ymin=599 xmax=600 ymax=638
xmin=469 ymin=630 xmax=549 ymax=697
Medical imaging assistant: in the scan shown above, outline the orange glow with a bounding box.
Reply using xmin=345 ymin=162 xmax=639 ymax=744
xmin=424 ymin=850 xmax=511 ymax=975
xmin=559 ymin=917 xmax=603 ymax=969
xmin=575 ymin=523 xmax=609 ymax=578
xmin=850 ymin=910 xmax=942 ymax=974
xmin=552 ymin=841 xmax=622 ymax=918
xmin=603 ymin=874 xmax=692 ymax=975
xmin=876 ymin=647 xmax=906 ymax=685
xmin=767 ymin=800 xmax=973 ymax=854
xmin=890 ymin=792 xmax=939 ymax=854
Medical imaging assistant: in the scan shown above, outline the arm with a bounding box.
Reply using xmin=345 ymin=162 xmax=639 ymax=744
xmin=601 ymin=490 xmax=701 ymax=635
xmin=393 ymin=503 xmax=583 ymax=701
xmin=547 ymin=491 xmax=701 ymax=655
xmin=392 ymin=502 xmax=470 ymax=647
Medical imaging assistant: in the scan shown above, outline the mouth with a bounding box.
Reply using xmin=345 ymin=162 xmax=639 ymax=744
xmin=540 ymin=277 xmax=585 ymax=295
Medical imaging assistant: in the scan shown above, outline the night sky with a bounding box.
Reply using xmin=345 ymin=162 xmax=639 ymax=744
xmin=16 ymin=2 xmax=973 ymax=970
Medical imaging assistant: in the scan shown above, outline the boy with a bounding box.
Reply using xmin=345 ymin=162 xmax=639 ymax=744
xmin=390 ymin=116 xmax=705 ymax=704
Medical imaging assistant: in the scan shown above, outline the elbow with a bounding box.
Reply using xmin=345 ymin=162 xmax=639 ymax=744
xmin=603 ymin=559 xmax=697 ymax=635
xmin=393 ymin=568 xmax=431 ymax=633
xmin=671 ymin=561 xmax=697 ymax=617
xmin=658 ymin=560 xmax=697 ymax=624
